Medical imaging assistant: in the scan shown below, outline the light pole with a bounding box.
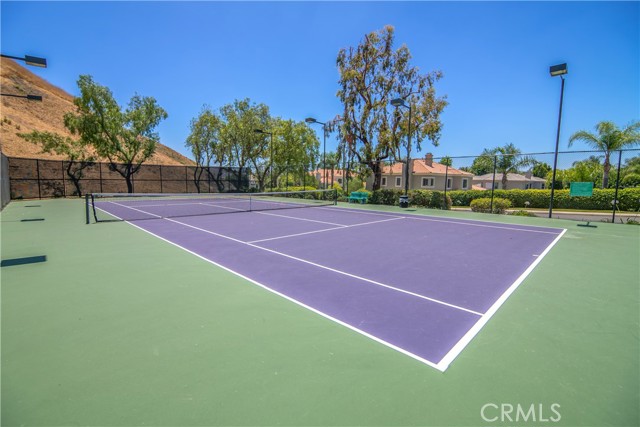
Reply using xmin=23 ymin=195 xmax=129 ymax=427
xmin=254 ymin=129 xmax=274 ymax=190
xmin=548 ymin=63 xmax=567 ymax=218
xmin=305 ymin=117 xmax=326 ymax=189
xmin=1 ymin=54 xmax=47 ymax=68
xmin=390 ymin=97 xmax=412 ymax=200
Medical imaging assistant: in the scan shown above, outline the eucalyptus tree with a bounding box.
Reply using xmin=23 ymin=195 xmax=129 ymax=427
xmin=568 ymin=121 xmax=640 ymax=188
xmin=63 ymin=75 xmax=168 ymax=193
xmin=334 ymin=25 xmax=447 ymax=190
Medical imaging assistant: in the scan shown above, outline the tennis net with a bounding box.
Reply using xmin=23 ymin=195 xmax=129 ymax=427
xmin=86 ymin=189 xmax=337 ymax=223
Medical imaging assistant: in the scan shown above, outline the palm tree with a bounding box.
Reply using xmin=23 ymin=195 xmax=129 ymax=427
xmin=568 ymin=121 xmax=640 ymax=188
xmin=491 ymin=143 xmax=534 ymax=190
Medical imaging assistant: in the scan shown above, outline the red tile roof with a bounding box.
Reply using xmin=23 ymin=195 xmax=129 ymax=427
xmin=382 ymin=158 xmax=473 ymax=176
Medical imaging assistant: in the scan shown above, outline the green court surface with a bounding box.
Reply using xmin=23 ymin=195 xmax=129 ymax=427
xmin=1 ymin=198 xmax=638 ymax=427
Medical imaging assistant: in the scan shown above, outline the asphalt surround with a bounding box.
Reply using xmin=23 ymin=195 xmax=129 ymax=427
xmin=1 ymin=198 xmax=638 ymax=426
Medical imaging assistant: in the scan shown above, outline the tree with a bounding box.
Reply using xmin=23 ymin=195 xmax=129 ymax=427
xmin=531 ymin=161 xmax=552 ymax=178
xmin=490 ymin=143 xmax=534 ymax=190
xmin=185 ymin=106 xmax=223 ymax=192
xmin=269 ymin=119 xmax=319 ymax=189
xmin=18 ymin=131 xmax=95 ymax=196
xmin=568 ymin=120 xmax=640 ymax=188
xmin=335 ymin=26 xmax=447 ymax=190
xmin=440 ymin=156 xmax=453 ymax=167
xmin=220 ymin=99 xmax=270 ymax=191
xmin=64 ymin=75 xmax=168 ymax=193
xmin=466 ymin=152 xmax=495 ymax=176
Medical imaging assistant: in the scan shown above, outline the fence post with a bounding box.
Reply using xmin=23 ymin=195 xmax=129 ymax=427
xmin=443 ymin=164 xmax=449 ymax=209
xmin=159 ymin=165 xmax=163 ymax=193
xmin=36 ymin=159 xmax=42 ymax=199
xmin=490 ymin=155 xmax=497 ymax=213
xmin=612 ymin=150 xmax=623 ymax=223
xmin=99 ymin=162 xmax=103 ymax=193
xmin=61 ymin=160 xmax=66 ymax=197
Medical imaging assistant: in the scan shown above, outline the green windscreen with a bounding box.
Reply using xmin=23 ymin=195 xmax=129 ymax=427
xmin=570 ymin=182 xmax=594 ymax=197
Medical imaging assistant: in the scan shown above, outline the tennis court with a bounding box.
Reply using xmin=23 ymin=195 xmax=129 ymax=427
xmin=2 ymin=197 xmax=638 ymax=426
xmin=89 ymin=190 xmax=565 ymax=371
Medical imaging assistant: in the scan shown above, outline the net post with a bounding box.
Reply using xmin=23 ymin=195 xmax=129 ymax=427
xmin=85 ymin=193 xmax=90 ymax=224
xmin=333 ymin=188 xmax=338 ymax=205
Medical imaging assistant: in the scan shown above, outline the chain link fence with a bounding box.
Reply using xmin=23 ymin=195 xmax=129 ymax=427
xmin=1 ymin=152 xmax=10 ymax=210
xmin=6 ymin=157 xmax=250 ymax=199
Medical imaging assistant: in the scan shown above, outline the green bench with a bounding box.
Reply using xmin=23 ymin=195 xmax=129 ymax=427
xmin=348 ymin=191 xmax=369 ymax=204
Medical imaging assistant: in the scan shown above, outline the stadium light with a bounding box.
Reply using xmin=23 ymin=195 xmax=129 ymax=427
xmin=548 ymin=63 xmax=567 ymax=218
xmin=305 ymin=117 xmax=327 ymax=189
xmin=1 ymin=54 xmax=47 ymax=68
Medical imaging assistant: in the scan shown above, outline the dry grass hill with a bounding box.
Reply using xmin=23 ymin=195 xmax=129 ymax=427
xmin=0 ymin=58 xmax=194 ymax=166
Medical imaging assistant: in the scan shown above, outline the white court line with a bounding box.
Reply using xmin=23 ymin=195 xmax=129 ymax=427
xmin=118 ymin=219 xmax=446 ymax=371
xmin=404 ymin=215 xmax=561 ymax=235
xmin=107 ymin=201 xmax=162 ymax=218
xmin=248 ymin=216 xmax=405 ymax=244
xmin=165 ymin=217 xmax=483 ymax=317
xmin=435 ymin=228 xmax=568 ymax=371
xmin=96 ymin=201 xmax=565 ymax=370
xmin=322 ymin=206 xmax=564 ymax=235
xmin=256 ymin=211 xmax=348 ymax=227
xmin=199 ymin=202 xmax=246 ymax=212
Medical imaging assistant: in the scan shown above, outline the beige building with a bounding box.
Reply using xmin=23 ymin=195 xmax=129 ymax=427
xmin=473 ymin=172 xmax=546 ymax=190
xmin=366 ymin=154 xmax=473 ymax=191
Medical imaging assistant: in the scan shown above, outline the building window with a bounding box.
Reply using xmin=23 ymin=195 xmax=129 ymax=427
xmin=446 ymin=178 xmax=452 ymax=189
xmin=462 ymin=178 xmax=468 ymax=189
xmin=421 ymin=177 xmax=435 ymax=188
xmin=381 ymin=177 xmax=387 ymax=186
xmin=395 ymin=177 xmax=402 ymax=187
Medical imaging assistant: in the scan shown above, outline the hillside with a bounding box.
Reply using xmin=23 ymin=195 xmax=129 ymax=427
xmin=0 ymin=58 xmax=194 ymax=166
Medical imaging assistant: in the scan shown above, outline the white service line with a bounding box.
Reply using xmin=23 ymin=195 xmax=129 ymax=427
xmin=165 ymin=217 xmax=482 ymax=317
xmin=108 ymin=201 xmax=162 ymax=218
xmin=248 ymin=216 xmax=405 ymax=244
xmin=256 ymin=210 xmax=348 ymax=227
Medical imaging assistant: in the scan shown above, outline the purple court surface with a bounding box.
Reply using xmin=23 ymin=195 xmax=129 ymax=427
xmin=94 ymin=200 xmax=566 ymax=371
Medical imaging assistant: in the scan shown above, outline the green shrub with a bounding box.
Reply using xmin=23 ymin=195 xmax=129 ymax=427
xmin=510 ymin=209 xmax=536 ymax=217
xmin=470 ymin=197 xmax=512 ymax=214
xmin=449 ymin=188 xmax=640 ymax=211
xmin=369 ymin=189 xmax=402 ymax=206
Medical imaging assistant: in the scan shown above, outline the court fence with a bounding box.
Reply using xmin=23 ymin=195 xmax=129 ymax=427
xmin=1 ymin=152 xmax=10 ymax=211
xmin=5 ymin=156 xmax=250 ymax=199
xmin=321 ymin=148 xmax=640 ymax=223
xmin=5 ymin=148 xmax=640 ymax=223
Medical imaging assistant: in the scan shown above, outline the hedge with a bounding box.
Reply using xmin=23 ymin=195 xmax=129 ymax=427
xmin=367 ymin=189 xmax=452 ymax=210
xmin=448 ymin=188 xmax=640 ymax=211
xmin=470 ymin=197 xmax=511 ymax=214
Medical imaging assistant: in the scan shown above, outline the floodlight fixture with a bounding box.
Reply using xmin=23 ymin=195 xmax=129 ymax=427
xmin=1 ymin=54 xmax=47 ymax=68
xmin=549 ymin=63 xmax=568 ymax=77
xmin=1 ymin=93 xmax=43 ymax=101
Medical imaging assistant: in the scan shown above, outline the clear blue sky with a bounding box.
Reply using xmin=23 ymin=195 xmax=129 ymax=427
xmin=2 ymin=1 xmax=638 ymax=168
